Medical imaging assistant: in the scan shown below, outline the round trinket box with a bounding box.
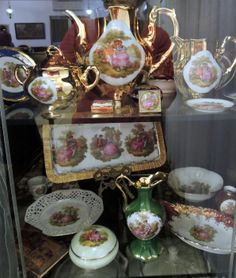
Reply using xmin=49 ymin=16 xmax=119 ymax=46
xmin=215 ymin=185 xmax=236 ymax=217
xmin=69 ymin=225 xmax=119 ymax=270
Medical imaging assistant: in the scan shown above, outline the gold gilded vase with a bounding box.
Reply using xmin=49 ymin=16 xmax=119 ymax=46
xmin=65 ymin=6 xmax=179 ymax=101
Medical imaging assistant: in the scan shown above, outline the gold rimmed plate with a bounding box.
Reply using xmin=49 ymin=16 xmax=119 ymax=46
xmin=0 ymin=47 xmax=36 ymax=102
xmin=163 ymin=201 xmax=236 ymax=254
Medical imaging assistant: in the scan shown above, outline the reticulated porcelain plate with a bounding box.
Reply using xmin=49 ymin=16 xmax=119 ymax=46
xmin=0 ymin=47 xmax=36 ymax=101
xmin=164 ymin=202 xmax=235 ymax=254
xmin=25 ymin=189 xmax=103 ymax=236
xmin=89 ymin=19 xmax=145 ymax=86
xmin=185 ymin=98 xmax=234 ymax=113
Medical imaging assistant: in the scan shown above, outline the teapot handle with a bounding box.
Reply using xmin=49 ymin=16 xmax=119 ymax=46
xmin=47 ymin=45 xmax=63 ymax=57
xmin=149 ymin=8 xmax=179 ymax=76
xmin=79 ymin=65 xmax=100 ymax=92
xmin=215 ymin=36 xmax=236 ymax=89
xmin=14 ymin=64 xmax=31 ymax=85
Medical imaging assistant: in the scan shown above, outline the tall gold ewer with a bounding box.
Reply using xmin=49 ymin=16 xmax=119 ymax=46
xmin=65 ymin=6 xmax=179 ymax=103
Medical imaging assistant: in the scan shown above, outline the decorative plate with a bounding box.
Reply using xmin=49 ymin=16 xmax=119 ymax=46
xmin=183 ymin=50 xmax=222 ymax=94
xmin=185 ymin=98 xmax=234 ymax=113
xmin=0 ymin=47 xmax=36 ymax=102
xmin=89 ymin=19 xmax=145 ymax=86
xmin=5 ymin=101 xmax=38 ymax=120
xmin=25 ymin=189 xmax=103 ymax=236
xmin=164 ymin=202 xmax=235 ymax=254
xmin=6 ymin=107 xmax=34 ymax=120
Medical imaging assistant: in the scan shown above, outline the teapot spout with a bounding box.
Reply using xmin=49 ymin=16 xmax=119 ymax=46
xmin=65 ymin=10 xmax=88 ymax=55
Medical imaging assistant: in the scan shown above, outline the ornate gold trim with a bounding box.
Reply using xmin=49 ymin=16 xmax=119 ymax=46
xmin=43 ymin=122 xmax=166 ymax=184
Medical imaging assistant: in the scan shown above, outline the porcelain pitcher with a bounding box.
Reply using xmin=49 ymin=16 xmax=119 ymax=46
xmin=172 ymin=36 xmax=236 ymax=99
xmin=115 ymin=171 xmax=167 ymax=261
xmin=65 ymin=6 xmax=179 ymax=99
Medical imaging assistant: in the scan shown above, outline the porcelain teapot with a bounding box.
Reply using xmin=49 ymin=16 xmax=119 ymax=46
xmin=115 ymin=171 xmax=167 ymax=261
xmin=65 ymin=6 xmax=179 ymax=100
xmin=15 ymin=45 xmax=99 ymax=118
xmin=172 ymin=36 xmax=236 ymax=99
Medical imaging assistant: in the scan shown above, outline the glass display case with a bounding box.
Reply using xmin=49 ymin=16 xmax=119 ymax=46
xmin=1 ymin=1 xmax=236 ymax=278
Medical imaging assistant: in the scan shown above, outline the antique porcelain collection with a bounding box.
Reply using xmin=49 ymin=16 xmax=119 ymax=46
xmin=1 ymin=2 xmax=236 ymax=274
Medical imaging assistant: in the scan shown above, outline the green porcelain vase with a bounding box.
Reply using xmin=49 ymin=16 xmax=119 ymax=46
xmin=115 ymin=172 xmax=167 ymax=262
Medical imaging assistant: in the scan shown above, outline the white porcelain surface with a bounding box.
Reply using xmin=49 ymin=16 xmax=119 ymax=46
xmin=185 ymin=98 xmax=234 ymax=113
xmin=89 ymin=19 xmax=145 ymax=86
xmin=25 ymin=189 xmax=103 ymax=236
xmin=69 ymin=225 xmax=119 ymax=270
xmin=168 ymin=167 xmax=223 ymax=202
xmin=28 ymin=76 xmax=58 ymax=104
xmin=165 ymin=202 xmax=236 ymax=254
xmin=183 ymin=50 xmax=222 ymax=94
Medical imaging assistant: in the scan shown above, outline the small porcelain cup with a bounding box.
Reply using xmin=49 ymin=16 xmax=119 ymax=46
xmin=27 ymin=176 xmax=49 ymax=200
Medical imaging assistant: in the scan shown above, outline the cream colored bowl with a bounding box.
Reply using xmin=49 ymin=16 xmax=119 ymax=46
xmin=168 ymin=167 xmax=224 ymax=202
xmin=69 ymin=225 xmax=119 ymax=270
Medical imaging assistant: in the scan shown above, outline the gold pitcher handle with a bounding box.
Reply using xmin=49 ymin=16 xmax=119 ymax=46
xmin=79 ymin=65 xmax=100 ymax=92
xmin=147 ymin=171 xmax=168 ymax=187
xmin=215 ymin=36 xmax=236 ymax=89
xmin=149 ymin=8 xmax=179 ymax=76
xmin=14 ymin=64 xmax=31 ymax=85
xmin=115 ymin=174 xmax=135 ymax=212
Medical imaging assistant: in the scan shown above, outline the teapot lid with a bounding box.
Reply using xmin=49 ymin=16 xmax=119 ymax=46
xmin=41 ymin=45 xmax=71 ymax=68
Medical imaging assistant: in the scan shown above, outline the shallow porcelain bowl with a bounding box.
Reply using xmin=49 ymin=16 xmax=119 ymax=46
xmin=69 ymin=225 xmax=119 ymax=270
xmin=168 ymin=167 xmax=224 ymax=202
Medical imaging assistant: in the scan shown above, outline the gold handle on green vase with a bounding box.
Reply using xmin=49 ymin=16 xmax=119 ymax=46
xmin=147 ymin=171 xmax=168 ymax=187
xmin=115 ymin=174 xmax=135 ymax=212
xmin=149 ymin=8 xmax=179 ymax=76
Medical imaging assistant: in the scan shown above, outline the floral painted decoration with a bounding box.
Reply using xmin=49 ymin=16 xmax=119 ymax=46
xmin=90 ymin=127 xmax=123 ymax=161
xmin=125 ymin=124 xmax=155 ymax=157
xmin=0 ymin=62 xmax=19 ymax=88
xmin=53 ymin=130 xmax=87 ymax=167
xmin=189 ymin=224 xmax=216 ymax=242
xmin=79 ymin=227 xmax=108 ymax=247
xmin=49 ymin=206 xmax=79 ymax=226
xmin=127 ymin=211 xmax=162 ymax=240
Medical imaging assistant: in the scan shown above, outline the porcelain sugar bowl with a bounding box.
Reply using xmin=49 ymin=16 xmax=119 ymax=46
xmin=69 ymin=225 xmax=119 ymax=270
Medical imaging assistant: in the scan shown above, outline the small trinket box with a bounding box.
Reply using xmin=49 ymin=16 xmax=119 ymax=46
xmin=91 ymin=100 xmax=114 ymax=114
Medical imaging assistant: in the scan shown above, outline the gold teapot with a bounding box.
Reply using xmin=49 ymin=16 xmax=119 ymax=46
xmin=15 ymin=45 xmax=99 ymax=118
xmin=65 ymin=5 xmax=179 ymax=101
xmin=172 ymin=36 xmax=236 ymax=99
